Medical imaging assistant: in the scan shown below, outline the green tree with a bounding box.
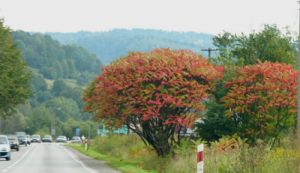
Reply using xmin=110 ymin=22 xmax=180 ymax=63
xmin=51 ymin=80 xmax=84 ymax=109
xmin=0 ymin=111 xmax=27 ymax=134
xmin=44 ymin=97 xmax=80 ymax=122
xmin=195 ymin=64 xmax=239 ymax=142
xmin=52 ymin=79 xmax=68 ymax=96
xmin=0 ymin=20 xmax=31 ymax=116
xmin=31 ymin=73 xmax=47 ymax=92
xmin=26 ymin=106 xmax=54 ymax=134
xmin=213 ymin=25 xmax=296 ymax=66
xmin=195 ymin=81 xmax=235 ymax=142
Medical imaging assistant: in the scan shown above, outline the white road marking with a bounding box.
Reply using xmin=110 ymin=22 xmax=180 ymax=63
xmin=1 ymin=145 xmax=36 ymax=173
xmin=61 ymin=146 xmax=96 ymax=173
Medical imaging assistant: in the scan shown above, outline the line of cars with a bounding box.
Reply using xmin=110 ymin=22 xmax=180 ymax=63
xmin=0 ymin=132 xmax=32 ymax=161
xmin=1 ymin=131 xmax=84 ymax=161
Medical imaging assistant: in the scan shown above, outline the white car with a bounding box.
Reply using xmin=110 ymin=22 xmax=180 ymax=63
xmin=56 ymin=136 xmax=67 ymax=143
xmin=0 ymin=135 xmax=11 ymax=161
xmin=69 ymin=136 xmax=82 ymax=144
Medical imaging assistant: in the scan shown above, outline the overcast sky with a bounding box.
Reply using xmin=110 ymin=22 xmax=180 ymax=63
xmin=0 ymin=0 xmax=298 ymax=35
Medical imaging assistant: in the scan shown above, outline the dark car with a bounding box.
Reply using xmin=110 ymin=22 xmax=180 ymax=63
xmin=17 ymin=135 xmax=28 ymax=146
xmin=7 ymin=135 xmax=19 ymax=151
xmin=56 ymin=136 xmax=67 ymax=143
xmin=16 ymin=132 xmax=28 ymax=146
xmin=31 ymin=134 xmax=41 ymax=143
xmin=42 ymin=135 xmax=52 ymax=143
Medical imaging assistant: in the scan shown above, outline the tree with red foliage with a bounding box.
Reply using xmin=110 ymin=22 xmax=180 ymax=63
xmin=224 ymin=62 xmax=298 ymax=145
xmin=84 ymin=49 xmax=223 ymax=156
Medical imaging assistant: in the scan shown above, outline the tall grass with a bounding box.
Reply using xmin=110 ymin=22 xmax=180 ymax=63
xmin=83 ymin=135 xmax=300 ymax=173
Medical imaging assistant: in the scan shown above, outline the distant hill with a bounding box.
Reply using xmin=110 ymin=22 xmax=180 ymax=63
xmin=48 ymin=29 xmax=215 ymax=65
xmin=13 ymin=31 xmax=103 ymax=82
xmin=12 ymin=31 xmax=103 ymax=109
xmin=1 ymin=31 xmax=103 ymax=136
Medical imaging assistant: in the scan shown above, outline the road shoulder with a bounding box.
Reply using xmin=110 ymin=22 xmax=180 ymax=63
xmin=64 ymin=145 xmax=121 ymax=173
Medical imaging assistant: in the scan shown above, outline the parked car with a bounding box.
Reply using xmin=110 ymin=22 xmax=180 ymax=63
xmin=31 ymin=134 xmax=41 ymax=143
xmin=69 ymin=136 xmax=82 ymax=144
xmin=56 ymin=136 xmax=67 ymax=143
xmin=0 ymin=135 xmax=11 ymax=161
xmin=7 ymin=135 xmax=19 ymax=151
xmin=42 ymin=135 xmax=53 ymax=143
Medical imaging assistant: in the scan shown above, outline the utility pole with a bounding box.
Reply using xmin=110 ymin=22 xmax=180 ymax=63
xmin=201 ymin=48 xmax=218 ymax=59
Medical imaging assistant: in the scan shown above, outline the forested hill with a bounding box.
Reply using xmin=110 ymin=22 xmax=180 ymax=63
xmin=11 ymin=30 xmax=103 ymax=108
xmin=13 ymin=31 xmax=103 ymax=82
xmin=0 ymin=31 xmax=103 ymax=136
xmin=48 ymin=29 xmax=214 ymax=65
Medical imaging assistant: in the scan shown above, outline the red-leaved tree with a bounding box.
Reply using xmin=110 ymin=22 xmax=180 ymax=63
xmin=84 ymin=49 xmax=223 ymax=156
xmin=224 ymin=62 xmax=298 ymax=145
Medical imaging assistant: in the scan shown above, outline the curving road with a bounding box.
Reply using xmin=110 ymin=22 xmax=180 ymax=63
xmin=0 ymin=143 xmax=119 ymax=173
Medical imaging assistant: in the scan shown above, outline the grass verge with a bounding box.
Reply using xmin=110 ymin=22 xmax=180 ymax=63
xmin=68 ymin=143 xmax=157 ymax=173
xmin=68 ymin=135 xmax=300 ymax=173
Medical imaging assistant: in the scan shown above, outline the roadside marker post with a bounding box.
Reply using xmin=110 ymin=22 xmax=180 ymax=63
xmin=85 ymin=142 xmax=88 ymax=151
xmin=197 ymin=144 xmax=204 ymax=173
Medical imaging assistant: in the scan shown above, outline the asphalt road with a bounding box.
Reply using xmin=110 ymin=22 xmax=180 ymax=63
xmin=0 ymin=143 xmax=120 ymax=173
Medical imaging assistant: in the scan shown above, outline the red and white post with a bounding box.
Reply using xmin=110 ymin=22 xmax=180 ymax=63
xmin=197 ymin=144 xmax=204 ymax=173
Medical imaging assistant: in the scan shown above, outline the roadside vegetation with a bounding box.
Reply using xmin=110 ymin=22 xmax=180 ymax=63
xmin=71 ymin=134 xmax=300 ymax=173
xmin=79 ymin=25 xmax=300 ymax=173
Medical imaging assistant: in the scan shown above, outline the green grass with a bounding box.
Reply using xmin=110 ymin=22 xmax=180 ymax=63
xmin=69 ymin=135 xmax=300 ymax=173
xmin=68 ymin=143 xmax=157 ymax=173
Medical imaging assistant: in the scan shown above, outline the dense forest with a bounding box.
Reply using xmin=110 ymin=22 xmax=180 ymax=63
xmin=13 ymin=31 xmax=102 ymax=82
xmin=0 ymin=31 xmax=103 ymax=137
xmin=48 ymin=29 xmax=214 ymax=64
